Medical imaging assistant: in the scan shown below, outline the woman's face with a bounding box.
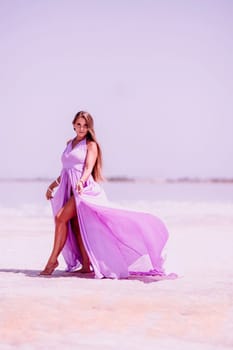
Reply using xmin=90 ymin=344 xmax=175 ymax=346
xmin=74 ymin=117 xmax=88 ymax=139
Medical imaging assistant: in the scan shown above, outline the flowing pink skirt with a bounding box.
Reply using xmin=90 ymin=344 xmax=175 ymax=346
xmin=51 ymin=168 xmax=170 ymax=279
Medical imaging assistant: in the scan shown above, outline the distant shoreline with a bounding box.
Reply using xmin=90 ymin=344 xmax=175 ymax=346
xmin=0 ymin=177 xmax=233 ymax=184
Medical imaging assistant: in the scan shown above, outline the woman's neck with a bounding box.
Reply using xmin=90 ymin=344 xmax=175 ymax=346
xmin=75 ymin=135 xmax=86 ymax=142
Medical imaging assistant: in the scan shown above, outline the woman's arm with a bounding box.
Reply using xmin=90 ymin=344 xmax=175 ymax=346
xmin=46 ymin=176 xmax=61 ymax=200
xmin=76 ymin=141 xmax=97 ymax=193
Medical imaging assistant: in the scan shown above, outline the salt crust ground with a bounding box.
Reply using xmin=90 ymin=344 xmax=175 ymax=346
xmin=0 ymin=201 xmax=232 ymax=350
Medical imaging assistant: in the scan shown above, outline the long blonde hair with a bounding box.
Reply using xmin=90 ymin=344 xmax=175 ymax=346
xmin=72 ymin=111 xmax=104 ymax=182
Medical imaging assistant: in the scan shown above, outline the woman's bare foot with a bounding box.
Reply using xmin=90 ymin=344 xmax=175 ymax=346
xmin=39 ymin=260 xmax=59 ymax=276
xmin=76 ymin=265 xmax=92 ymax=273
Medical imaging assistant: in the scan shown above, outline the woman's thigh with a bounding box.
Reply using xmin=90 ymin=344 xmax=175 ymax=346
xmin=56 ymin=196 xmax=77 ymax=223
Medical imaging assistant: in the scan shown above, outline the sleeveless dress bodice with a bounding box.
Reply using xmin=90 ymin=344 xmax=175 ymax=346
xmin=62 ymin=138 xmax=87 ymax=173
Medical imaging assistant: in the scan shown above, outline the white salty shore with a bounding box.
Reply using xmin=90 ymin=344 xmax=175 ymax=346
xmin=0 ymin=198 xmax=232 ymax=350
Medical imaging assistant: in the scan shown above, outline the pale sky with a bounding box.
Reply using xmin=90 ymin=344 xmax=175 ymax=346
xmin=0 ymin=0 xmax=232 ymax=179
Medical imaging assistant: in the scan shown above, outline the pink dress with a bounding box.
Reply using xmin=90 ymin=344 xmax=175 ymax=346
xmin=51 ymin=138 xmax=169 ymax=279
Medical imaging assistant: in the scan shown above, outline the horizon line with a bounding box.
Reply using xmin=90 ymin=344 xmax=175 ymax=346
xmin=0 ymin=176 xmax=233 ymax=184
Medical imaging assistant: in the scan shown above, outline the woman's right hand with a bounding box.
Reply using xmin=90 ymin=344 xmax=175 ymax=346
xmin=45 ymin=177 xmax=60 ymax=200
xmin=46 ymin=187 xmax=53 ymax=200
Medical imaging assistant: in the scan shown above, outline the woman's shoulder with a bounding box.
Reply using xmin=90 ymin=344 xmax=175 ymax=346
xmin=66 ymin=139 xmax=72 ymax=145
xmin=87 ymin=140 xmax=97 ymax=150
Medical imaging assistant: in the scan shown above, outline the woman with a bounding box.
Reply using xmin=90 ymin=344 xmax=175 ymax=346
xmin=40 ymin=111 xmax=169 ymax=279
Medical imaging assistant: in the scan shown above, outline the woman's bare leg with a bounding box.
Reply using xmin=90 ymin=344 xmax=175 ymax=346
xmin=71 ymin=216 xmax=91 ymax=273
xmin=40 ymin=196 xmax=76 ymax=275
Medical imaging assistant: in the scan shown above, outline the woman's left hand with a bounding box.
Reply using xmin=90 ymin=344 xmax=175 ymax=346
xmin=76 ymin=180 xmax=84 ymax=194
